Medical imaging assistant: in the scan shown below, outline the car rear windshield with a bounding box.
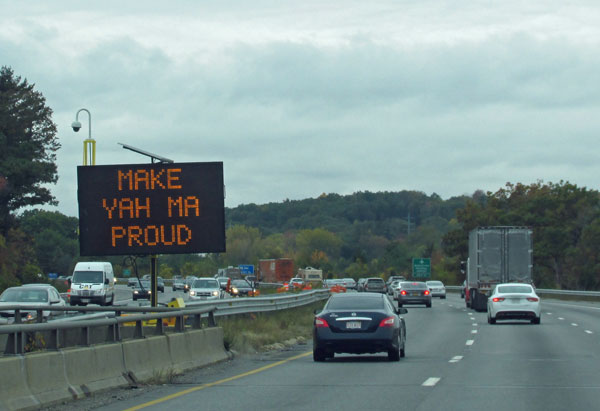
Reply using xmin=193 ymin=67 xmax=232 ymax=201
xmin=367 ymin=278 xmax=384 ymax=284
xmin=193 ymin=279 xmax=219 ymax=288
xmin=498 ymin=285 xmax=533 ymax=294
xmin=427 ymin=281 xmax=443 ymax=286
xmin=326 ymin=296 xmax=384 ymax=310
xmin=72 ymin=271 xmax=104 ymax=283
xmin=401 ymin=282 xmax=428 ymax=290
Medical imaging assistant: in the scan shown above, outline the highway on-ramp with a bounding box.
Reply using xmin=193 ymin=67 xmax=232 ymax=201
xmin=63 ymin=293 xmax=600 ymax=411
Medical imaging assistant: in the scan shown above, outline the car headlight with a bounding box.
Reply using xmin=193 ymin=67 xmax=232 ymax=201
xmin=232 ymin=287 xmax=239 ymax=294
xmin=148 ymin=290 xmax=152 ymax=294
xmin=133 ymin=290 xmax=139 ymax=294
xmin=212 ymin=290 xmax=219 ymax=297
xmin=190 ymin=291 xmax=196 ymax=296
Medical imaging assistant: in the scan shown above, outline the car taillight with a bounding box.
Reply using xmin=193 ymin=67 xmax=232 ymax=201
xmin=400 ymin=290 xmax=407 ymax=295
xmin=527 ymin=297 xmax=539 ymax=302
xmin=379 ymin=316 xmax=396 ymax=327
xmin=423 ymin=290 xmax=430 ymax=296
xmin=315 ymin=317 xmax=329 ymax=328
xmin=492 ymin=297 xmax=505 ymax=302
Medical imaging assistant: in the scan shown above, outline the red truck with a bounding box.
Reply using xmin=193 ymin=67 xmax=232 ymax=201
xmin=258 ymin=258 xmax=294 ymax=283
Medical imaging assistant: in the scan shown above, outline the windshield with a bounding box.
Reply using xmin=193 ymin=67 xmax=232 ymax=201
xmin=72 ymin=271 xmax=104 ymax=283
xmin=0 ymin=288 xmax=48 ymax=303
xmin=193 ymin=279 xmax=219 ymax=289
xmin=136 ymin=281 xmax=151 ymax=288
xmin=367 ymin=278 xmax=384 ymax=284
xmin=326 ymin=296 xmax=384 ymax=310
xmin=232 ymin=280 xmax=251 ymax=287
xmin=401 ymin=282 xmax=428 ymax=290
xmin=498 ymin=285 xmax=533 ymax=294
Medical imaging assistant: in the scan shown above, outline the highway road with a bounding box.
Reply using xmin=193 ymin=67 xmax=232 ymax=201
xmin=61 ymin=292 xmax=597 ymax=411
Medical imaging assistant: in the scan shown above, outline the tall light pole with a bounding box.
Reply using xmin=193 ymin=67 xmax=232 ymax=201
xmin=71 ymin=108 xmax=95 ymax=165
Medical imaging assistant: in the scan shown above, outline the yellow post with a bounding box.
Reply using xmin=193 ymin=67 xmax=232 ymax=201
xmin=83 ymin=138 xmax=96 ymax=166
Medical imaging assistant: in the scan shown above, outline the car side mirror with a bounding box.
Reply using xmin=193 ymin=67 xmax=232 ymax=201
xmin=314 ymin=309 xmax=321 ymax=315
xmin=397 ymin=307 xmax=408 ymax=315
xmin=104 ymin=278 xmax=109 ymax=285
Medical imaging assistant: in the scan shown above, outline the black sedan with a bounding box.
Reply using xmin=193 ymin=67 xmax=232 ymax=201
xmin=132 ymin=280 xmax=152 ymax=301
xmin=313 ymin=293 xmax=407 ymax=362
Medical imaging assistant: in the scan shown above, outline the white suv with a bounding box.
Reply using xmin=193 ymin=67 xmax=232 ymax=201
xmin=188 ymin=278 xmax=223 ymax=300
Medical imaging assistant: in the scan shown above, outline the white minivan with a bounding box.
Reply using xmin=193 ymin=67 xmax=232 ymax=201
xmin=69 ymin=262 xmax=115 ymax=306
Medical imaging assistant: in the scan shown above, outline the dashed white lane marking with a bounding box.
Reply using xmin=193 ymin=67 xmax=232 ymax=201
xmin=472 ymin=323 xmax=477 ymax=326
xmin=585 ymin=330 xmax=593 ymax=334
xmin=466 ymin=340 xmax=475 ymax=346
xmin=558 ymin=317 xmax=565 ymax=320
xmin=422 ymin=377 xmax=441 ymax=387
xmin=546 ymin=312 xmax=552 ymax=315
xmin=449 ymin=356 xmax=463 ymax=363
xmin=471 ymin=330 xmax=478 ymax=334
xmin=571 ymin=323 xmax=578 ymax=327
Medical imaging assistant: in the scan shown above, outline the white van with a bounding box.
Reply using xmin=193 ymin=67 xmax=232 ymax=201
xmin=69 ymin=262 xmax=115 ymax=306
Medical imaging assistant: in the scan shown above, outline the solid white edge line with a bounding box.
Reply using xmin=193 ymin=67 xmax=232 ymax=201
xmin=422 ymin=377 xmax=441 ymax=387
xmin=466 ymin=340 xmax=474 ymax=346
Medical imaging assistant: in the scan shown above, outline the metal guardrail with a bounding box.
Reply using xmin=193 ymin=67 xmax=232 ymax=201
xmin=446 ymin=285 xmax=600 ymax=298
xmin=0 ymin=289 xmax=330 ymax=355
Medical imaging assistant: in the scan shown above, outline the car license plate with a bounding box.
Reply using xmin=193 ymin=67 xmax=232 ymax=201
xmin=346 ymin=321 xmax=361 ymax=329
xmin=412 ymin=292 xmax=420 ymax=296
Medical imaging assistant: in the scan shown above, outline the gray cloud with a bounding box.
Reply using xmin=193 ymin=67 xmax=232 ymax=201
xmin=3 ymin=1 xmax=600 ymax=217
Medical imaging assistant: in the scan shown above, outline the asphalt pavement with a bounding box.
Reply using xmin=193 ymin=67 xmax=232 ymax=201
xmin=50 ymin=292 xmax=598 ymax=411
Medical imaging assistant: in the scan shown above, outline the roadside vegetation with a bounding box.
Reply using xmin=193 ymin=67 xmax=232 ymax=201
xmin=219 ymin=301 xmax=324 ymax=353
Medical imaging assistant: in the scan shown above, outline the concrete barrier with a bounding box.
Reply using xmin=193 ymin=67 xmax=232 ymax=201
xmin=24 ymin=351 xmax=79 ymax=406
xmin=1 ymin=327 xmax=228 ymax=410
xmin=122 ymin=336 xmax=173 ymax=382
xmin=63 ymin=344 xmax=129 ymax=394
xmin=0 ymin=356 xmax=39 ymax=411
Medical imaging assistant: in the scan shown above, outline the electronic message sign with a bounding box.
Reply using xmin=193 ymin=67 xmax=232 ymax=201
xmin=77 ymin=162 xmax=225 ymax=256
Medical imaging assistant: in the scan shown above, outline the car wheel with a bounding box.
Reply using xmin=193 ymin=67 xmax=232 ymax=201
xmin=397 ymin=303 xmax=403 ymax=308
xmin=313 ymin=348 xmax=326 ymax=362
xmin=388 ymin=337 xmax=401 ymax=362
xmin=531 ymin=316 xmax=541 ymax=324
xmin=426 ymin=302 xmax=432 ymax=308
xmin=488 ymin=314 xmax=496 ymax=324
xmin=441 ymin=296 xmax=446 ymax=299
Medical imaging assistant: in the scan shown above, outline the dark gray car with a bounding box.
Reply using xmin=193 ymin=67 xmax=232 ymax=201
xmin=363 ymin=277 xmax=386 ymax=293
xmin=395 ymin=281 xmax=432 ymax=308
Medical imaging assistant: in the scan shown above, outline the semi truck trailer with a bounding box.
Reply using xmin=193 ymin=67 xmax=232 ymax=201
xmin=465 ymin=227 xmax=533 ymax=312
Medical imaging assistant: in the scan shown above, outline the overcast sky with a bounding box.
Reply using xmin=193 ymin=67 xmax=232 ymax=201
xmin=3 ymin=1 xmax=600 ymax=217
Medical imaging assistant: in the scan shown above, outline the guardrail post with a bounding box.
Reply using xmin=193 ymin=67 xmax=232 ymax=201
xmin=208 ymin=311 xmax=216 ymax=327
xmin=80 ymin=326 xmax=90 ymax=346
xmin=14 ymin=309 xmax=21 ymax=324
xmin=49 ymin=329 xmax=59 ymax=350
xmin=134 ymin=320 xmax=144 ymax=338
xmin=4 ymin=332 xmax=24 ymax=355
xmin=36 ymin=309 xmax=43 ymax=323
xmin=155 ymin=318 xmax=164 ymax=335
xmin=192 ymin=313 xmax=202 ymax=329
xmin=175 ymin=315 xmax=184 ymax=332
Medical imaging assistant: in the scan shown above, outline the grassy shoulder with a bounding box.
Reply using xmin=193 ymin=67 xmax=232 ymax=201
xmin=220 ymin=300 xmax=326 ymax=353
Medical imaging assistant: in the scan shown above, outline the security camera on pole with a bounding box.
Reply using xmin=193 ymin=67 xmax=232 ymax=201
xmin=71 ymin=108 xmax=95 ymax=165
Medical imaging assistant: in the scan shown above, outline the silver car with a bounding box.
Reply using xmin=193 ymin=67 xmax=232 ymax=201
xmin=425 ymin=280 xmax=446 ymax=299
xmin=0 ymin=285 xmax=66 ymax=323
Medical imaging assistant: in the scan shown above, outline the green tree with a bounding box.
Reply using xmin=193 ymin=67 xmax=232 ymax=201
xmin=18 ymin=210 xmax=79 ymax=276
xmin=0 ymin=66 xmax=60 ymax=234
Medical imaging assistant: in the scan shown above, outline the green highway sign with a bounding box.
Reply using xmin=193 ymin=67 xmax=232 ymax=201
xmin=412 ymin=258 xmax=431 ymax=278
